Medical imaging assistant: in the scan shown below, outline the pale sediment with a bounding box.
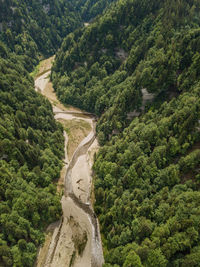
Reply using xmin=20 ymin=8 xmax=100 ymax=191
xmin=35 ymin=64 xmax=104 ymax=267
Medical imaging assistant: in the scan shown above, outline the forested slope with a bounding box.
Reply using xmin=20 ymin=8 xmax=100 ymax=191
xmin=94 ymin=85 xmax=200 ymax=266
xmin=0 ymin=1 xmax=117 ymax=265
xmin=0 ymin=0 xmax=82 ymax=71
xmin=51 ymin=0 xmax=200 ymax=265
xmin=52 ymin=0 xmax=200 ymax=143
xmin=0 ymin=0 xmax=116 ymax=71
xmin=0 ymin=42 xmax=64 ymax=266
xmin=71 ymin=0 xmax=116 ymax=22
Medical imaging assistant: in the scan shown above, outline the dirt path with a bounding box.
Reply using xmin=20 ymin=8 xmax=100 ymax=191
xmin=34 ymin=58 xmax=103 ymax=267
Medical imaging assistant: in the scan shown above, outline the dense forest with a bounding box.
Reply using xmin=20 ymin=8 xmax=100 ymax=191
xmin=52 ymin=0 xmax=200 ymax=143
xmin=51 ymin=0 xmax=200 ymax=265
xmin=94 ymin=85 xmax=200 ymax=266
xmin=1 ymin=0 xmax=200 ymax=265
xmin=0 ymin=0 xmax=115 ymax=71
xmin=0 ymin=0 xmax=116 ymax=266
xmin=71 ymin=0 xmax=116 ymax=22
xmin=0 ymin=0 xmax=82 ymax=71
xmin=0 ymin=42 xmax=64 ymax=266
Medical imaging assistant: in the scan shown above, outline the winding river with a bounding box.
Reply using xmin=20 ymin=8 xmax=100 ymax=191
xmin=34 ymin=60 xmax=104 ymax=267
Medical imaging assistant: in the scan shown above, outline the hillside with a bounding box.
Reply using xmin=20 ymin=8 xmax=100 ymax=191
xmin=0 ymin=0 xmax=82 ymax=71
xmin=94 ymin=85 xmax=200 ymax=266
xmin=51 ymin=0 xmax=200 ymax=265
xmin=71 ymin=0 xmax=116 ymax=21
xmin=52 ymin=0 xmax=200 ymax=143
xmin=0 ymin=42 xmax=64 ymax=266
xmin=0 ymin=0 xmax=116 ymax=266
xmin=0 ymin=0 xmax=115 ymax=72
xmin=1 ymin=0 xmax=200 ymax=265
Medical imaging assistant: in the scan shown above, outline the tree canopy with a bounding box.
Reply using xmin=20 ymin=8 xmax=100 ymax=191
xmin=51 ymin=0 xmax=200 ymax=265
xmin=1 ymin=0 xmax=200 ymax=265
xmin=0 ymin=1 xmax=118 ymax=265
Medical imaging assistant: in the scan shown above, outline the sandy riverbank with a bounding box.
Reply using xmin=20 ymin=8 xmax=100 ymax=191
xmin=34 ymin=58 xmax=103 ymax=267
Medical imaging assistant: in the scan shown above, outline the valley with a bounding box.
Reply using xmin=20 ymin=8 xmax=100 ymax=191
xmin=34 ymin=59 xmax=103 ymax=267
xmin=1 ymin=0 xmax=200 ymax=266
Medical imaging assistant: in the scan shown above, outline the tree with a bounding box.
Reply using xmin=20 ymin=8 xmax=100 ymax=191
xmin=123 ymin=251 xmax=143 ymax=267
xmin=145 ymin=248 xmax=167 ymax=267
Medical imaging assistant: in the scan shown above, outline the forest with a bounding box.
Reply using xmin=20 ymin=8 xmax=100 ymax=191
xmin=0 ymin=42 xmax=64 ymax=266
xmin=1 ymin=0 xmax=200 ymax=266
xmin=51 ymin=0 xmax=200 ymax=265
xmin=0 ymin=0 xmax=114 ymax=71
xmin=0 ymin=0 xmax=115 ymax=266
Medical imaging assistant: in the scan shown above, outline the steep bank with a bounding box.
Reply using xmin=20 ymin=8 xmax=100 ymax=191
xmin=34 ymin=59 xmax=103 ymax=267
xmin=51 ymin=0 xmax=200 ymax=265
xmin=0 ymin=44 xmax=64 ymax=267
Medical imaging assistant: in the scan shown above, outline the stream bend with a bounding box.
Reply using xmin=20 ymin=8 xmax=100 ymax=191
xmin=35 ymin=67 xmax=104 ymax=267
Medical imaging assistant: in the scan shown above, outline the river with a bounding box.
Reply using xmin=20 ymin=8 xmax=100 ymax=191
xmin=34 ymin=58 xmax=104 ymax=267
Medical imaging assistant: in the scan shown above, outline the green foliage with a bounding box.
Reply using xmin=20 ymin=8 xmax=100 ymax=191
xmin=0 ymin=0 xmax=116 ymax=71
xmin=93 ymin=85 xmax=200 ymax=265
xmin=123 ymin=251 xmax=143 ymax=267
xmin=0 ymin=1 xmax=118 ymax=266
xmin=0 ymin=0 xmax=83 ymax=70
xmin=51 ymin=2 xmax=200 ymax=265
xmin=0 ymin=46 xmax=64 ymax=266
xmin=1 ymin=0 xmax=200 ymax=266
xmin=70 ymin=0 xmax=116 ymax=21
xmin=52 ymin=0 xmax=200 ymax=141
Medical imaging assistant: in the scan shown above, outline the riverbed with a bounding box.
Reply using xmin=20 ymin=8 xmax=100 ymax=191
xmin=34 ymin=58 xmax=104 ymax=267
